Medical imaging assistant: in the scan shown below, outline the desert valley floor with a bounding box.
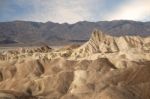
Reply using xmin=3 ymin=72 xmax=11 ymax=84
xmin=0 ymin=30 xmax=149 ymax=99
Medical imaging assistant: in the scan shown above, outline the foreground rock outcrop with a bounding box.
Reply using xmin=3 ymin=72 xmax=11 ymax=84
xmin=0 ymin=30 xmax=149 ymax=99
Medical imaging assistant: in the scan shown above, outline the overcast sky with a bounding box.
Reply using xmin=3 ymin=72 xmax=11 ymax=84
xmin=0 ymin=0 xmax=150 ymax=23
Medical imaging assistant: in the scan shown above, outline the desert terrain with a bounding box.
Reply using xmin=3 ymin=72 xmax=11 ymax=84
xmin=0 ymin=29 xmax=149 ymax=99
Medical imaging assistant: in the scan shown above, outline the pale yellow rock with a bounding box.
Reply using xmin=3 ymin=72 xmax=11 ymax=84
xmin=0 ymin=29 xmax=149 ymax=99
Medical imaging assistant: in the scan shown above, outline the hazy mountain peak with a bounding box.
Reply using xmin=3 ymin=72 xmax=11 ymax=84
xmin=0 ymin=20 xmax=149 ymax=46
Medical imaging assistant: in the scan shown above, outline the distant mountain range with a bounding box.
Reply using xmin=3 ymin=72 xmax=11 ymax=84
xmin=0 ymin=20 xmax=150 ymax=45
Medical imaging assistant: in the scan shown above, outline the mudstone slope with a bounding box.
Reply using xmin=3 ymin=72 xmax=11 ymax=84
xmin=0 ymin=30 xmax=149 ymax=99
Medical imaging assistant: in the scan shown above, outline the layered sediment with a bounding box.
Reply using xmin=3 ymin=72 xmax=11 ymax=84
xmin=0 ymin=30 xmax=149 ymax=99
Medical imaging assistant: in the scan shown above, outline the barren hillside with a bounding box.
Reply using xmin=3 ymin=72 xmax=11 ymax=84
xmin=0 ymin=30 xmax=149 ymax=99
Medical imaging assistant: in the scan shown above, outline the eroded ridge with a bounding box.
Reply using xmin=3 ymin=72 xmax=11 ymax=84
xmin=0 ymin=29 xmax=149 ymax=99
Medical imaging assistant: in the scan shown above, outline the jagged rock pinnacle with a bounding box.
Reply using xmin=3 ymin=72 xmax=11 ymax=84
xmin=72 ymin=29 xmax=149 ymax=57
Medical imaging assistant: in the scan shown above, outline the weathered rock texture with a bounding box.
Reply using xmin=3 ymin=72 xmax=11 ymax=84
xmin=72 ymin=30 xmax=150 ymax=57
xmin=0 ymin=30 xmax=149 ymax=99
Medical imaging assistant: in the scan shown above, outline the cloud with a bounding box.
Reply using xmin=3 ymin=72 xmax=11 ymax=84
xmin=0 ymin=0 xmax=149 ymax=23
xmin=104 ymin=0 xmax=150 ymax=21
xmin=13 ymin=0 xmax=103 ymax=23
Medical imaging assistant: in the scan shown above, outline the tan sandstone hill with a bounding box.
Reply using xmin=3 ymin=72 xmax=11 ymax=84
xmin=72 ymin=29 xmax=150 ymax=58
xmin=0 ymin=29 xmax=149 ymax=99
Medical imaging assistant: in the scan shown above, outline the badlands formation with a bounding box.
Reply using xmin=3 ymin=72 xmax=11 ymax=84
xmin=0 ymin=30 xmax=149 ymax=99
